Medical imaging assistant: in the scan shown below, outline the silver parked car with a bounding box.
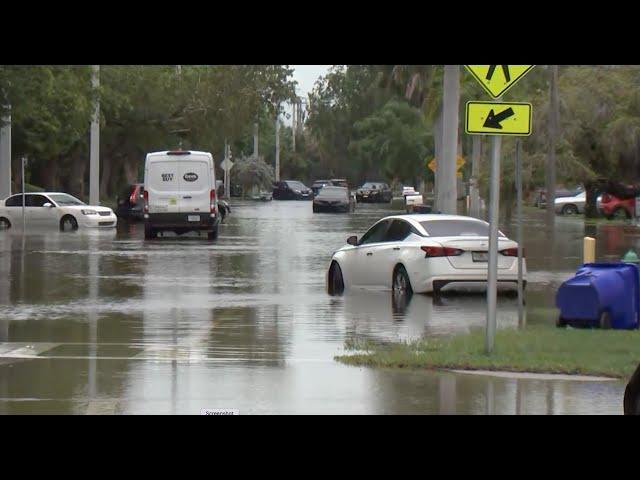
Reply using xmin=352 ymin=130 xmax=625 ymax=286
xmin=312 ymin=186 xmax=356 ymax=213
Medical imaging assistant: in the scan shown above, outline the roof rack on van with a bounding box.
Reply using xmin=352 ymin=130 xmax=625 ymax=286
xmin=167 ymin=150 xmax=191 ymax=156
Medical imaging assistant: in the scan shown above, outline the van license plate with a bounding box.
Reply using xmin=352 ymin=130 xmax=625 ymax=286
xmin=188 ymin=215 xmax=200 ymax=222
xmin=472 ymin=252 xmax=488 ymax=262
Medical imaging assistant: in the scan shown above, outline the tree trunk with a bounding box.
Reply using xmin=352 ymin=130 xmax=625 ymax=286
xmin=584 ymin=179 xmax=600 ymax=218
xmin=546 ymin=65 xmax=559 ymax=227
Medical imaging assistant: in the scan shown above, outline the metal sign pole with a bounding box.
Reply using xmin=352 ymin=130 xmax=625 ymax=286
xmin=516 ymin=139 xmax=525 ymax=327
xmin=21 ymin=156 xmax=26 ymax=231
xmin=486 ymin=133 xmax=502 ymax=354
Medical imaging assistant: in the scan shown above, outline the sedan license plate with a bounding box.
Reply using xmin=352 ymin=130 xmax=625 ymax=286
xmin=188 ymin=215 xmax=200 ymax=222
xmin=472 ymin=252 xmax=488 ymax=262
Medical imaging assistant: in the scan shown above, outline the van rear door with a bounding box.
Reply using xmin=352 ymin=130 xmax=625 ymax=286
xmin=178 ymin=158 xmax=211 ymax=213
xmin=147 ymin=159 xmax=181 ymax=214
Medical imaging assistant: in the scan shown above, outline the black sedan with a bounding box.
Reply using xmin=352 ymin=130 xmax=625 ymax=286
xmin=355 ymin=182 xmax=393 ymax=203
xmin=312 ymin=186 xmax=356 ymax=213
xmin=273 ymin=181 xmax=313 ymax=200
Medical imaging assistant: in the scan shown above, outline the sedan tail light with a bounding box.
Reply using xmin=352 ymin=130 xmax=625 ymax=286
xmin=421 ymin=246 xmax=464 ymax=257
xmin=500 ymin=247 xmax=524 ymax=257
xmin=143 ymin=190 xmax=149 ymax=213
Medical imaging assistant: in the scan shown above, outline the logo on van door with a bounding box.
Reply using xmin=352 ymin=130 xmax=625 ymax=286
xmin=161 ymin=173 xmax=174 ymax=182
xmin=183 ymin=172 xmax=199 ymax=182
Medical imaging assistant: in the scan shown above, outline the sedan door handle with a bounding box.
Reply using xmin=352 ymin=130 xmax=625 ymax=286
xmin=393 ymin=247 xmax=401 ymax=251
xmin=183 ymin=196 xmax=192 ymax=199
xmin=366 ymin=252 xmax=373 ymax=257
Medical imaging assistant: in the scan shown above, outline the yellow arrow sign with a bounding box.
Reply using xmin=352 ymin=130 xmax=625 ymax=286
xmin=428 ymin=156 xmax=465 ymax=177
xmin=465 ymin=65 xmax=534 ymax=99
xmin=466 ymin=102 xmax=532 ymax=136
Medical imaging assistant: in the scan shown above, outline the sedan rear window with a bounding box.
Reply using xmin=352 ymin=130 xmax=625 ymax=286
xmin=419 ymin=219 xmax=503 ymax=237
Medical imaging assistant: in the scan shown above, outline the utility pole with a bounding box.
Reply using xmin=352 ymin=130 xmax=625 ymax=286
xmin=0 ymin=103 xmax=10 ymax=199
xmin=253 ymin=122 xmax=259 ymax=160
xmin=275 ymin=109 xmax=280 ymax=182
xmin=546 ymin=65 xmax=559 ymax=227
xmin=292 ymin=100 xmax=296 ymax=153
xmin=89 ymin=65 xmax=100 ymax=206
xmin=438 ymin=65 xmax=460 ymax=214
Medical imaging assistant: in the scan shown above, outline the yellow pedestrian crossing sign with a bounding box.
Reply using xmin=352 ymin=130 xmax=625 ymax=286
xmin=466 ymin=101 xmax=532 ymax=136
xmin=465 ymin=65 xmax=535 ymax=99
xmin=428 ymin=156 xmax=465 ymax=178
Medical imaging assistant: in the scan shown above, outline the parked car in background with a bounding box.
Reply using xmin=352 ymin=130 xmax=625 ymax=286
xmin=330 ymin=178 xmax=350 ymax=189
xmin=326 ymin=214 xmax=525 ymax=296
xmin=311 ymin=180 xmax=332 ymax=196
xmin=312 ymin=186 xmax=356 ymax=213
xmin=0 ymin=192 xmax=117 ymax=231
xmin=535 ymin=187 xmax=581 ymax=208
xmin=599 ymin=193 xmax=634 ymax=219
xmin=273 ymin=180 xmax=313 ymax=200
xmin=356 ymin=182 xmax=392 ymax=203
xmin=116 ymin=183 xmax=144 ymax=220
xmin=555 ymin=191 xmax=586 ymax=215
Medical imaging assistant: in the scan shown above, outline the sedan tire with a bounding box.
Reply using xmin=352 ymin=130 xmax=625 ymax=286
xmin=60 ymin=215 xmax=78 ymax=232
xmin=328 ymin=262 xmax=345 ymax=295
xmin=562 ymin=204 xmax=579 ymax=215
xmin=0 ymin=217 xmax=11 ymax=229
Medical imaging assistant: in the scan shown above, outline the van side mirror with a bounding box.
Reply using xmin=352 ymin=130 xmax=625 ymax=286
xmin=347 ymin=236 xmax=358 ymax=246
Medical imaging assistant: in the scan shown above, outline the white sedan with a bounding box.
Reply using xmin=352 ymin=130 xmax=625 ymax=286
xmin=327 ymin=214 xmax=526 ymax=295
xmin=0 ymin=192 xmax=117 ymax=231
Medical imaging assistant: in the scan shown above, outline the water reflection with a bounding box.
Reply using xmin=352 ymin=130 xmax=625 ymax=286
xmin=0 ymin=204 xmax=631 ymax=414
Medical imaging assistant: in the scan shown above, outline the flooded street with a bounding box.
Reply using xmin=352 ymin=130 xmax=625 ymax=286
xmin=0 ymin=202 xmax=633 ymax=414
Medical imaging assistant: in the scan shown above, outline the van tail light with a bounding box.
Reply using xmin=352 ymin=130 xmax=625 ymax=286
xmin=143 ymin=190 xmax=149 ymax=213
xmin=421 ymin=246 xmax=463 ymax=257
xmin=210 ymin=189 xmax=216 ymax=213
xmin=500 ymin=247 xmax=524 ymax=257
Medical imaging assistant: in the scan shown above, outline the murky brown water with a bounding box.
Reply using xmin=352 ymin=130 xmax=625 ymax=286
xmin=0 ymin=202 xmax=634 ymax=414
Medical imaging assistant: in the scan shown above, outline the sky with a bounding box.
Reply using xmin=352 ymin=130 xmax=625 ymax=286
xmin=291 ymin=65 xmax=332 ymax=97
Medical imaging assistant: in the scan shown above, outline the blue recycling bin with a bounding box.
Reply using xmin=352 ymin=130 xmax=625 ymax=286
xmin=556 ymin=263 xmax=640 ymax=329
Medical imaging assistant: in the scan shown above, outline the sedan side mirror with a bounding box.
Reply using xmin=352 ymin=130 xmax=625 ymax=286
xmin=347 ymin=235 xmax=358 ymax=246
xmin=43 ymin=203 xmax=54 ymax=208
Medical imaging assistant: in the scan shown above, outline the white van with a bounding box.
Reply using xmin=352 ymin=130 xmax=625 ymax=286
xmin=143 ymin=150 xmax=220 ymax=240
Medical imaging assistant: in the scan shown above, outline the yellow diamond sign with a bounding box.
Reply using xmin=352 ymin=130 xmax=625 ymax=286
xmin=465 ymin=65 xmax=535 ymax=99
xmin=428 ymin=156 xmax=465 ymax=178
xmin=466 ymin=101 xmax=532 ymax=136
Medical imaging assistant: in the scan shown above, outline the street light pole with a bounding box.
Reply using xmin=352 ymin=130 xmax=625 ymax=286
xmin=89 ymin=65 xmax=100 ymax=206
xmin=0 ymin=103 xmax=11 ymax=199
xmin=438 ymin=65 xmax=460 ymax=215
xmin=275 ymin=109 xmax=280 ymax=182
xmin=21 ymin=156 xmax=26 ymax=231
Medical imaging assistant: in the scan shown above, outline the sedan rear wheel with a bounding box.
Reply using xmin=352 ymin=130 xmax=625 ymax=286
xmin=562 ymin=204 xmax=579 ymax=215
xmin=393 ymin=265 xmax=413 ymax=296
xmin=0 ymin=217 xmax=11 ymax=229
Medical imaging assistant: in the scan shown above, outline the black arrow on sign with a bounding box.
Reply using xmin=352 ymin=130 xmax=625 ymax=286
xmin=486 ymin=65 xmax=511 ymax=83
xmin=483 ymin=107 xmax=515 ymax=129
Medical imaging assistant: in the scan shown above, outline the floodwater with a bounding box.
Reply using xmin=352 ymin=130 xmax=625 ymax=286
xmin=0 ymin=201 xmax=634 ymax=414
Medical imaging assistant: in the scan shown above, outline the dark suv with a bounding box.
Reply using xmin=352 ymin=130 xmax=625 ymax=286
xmin=356 ymin=182 xmax=393 ymax=203
xmin=116 ymin=183 xmax=144 ymax=220
xmin=273 ymin=181 xmax=313 ymax=200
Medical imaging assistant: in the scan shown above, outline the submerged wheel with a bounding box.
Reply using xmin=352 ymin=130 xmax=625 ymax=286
xmin=328 ymin=262 xmax=345 ymax=295
xmin=600 ymin=311 xmax=612 ymax=330
xmin=144 ymin=223 xmax=157 ymax=240
xmin=393 ymin=265 xmax=413 ymax=296
xmin=0 ymin=217 xmax=11 ymax=229
xmin=613 ymin=207 xmax=631 ymax=220
xmin=60 ymin=215 xmax=78 ymax=232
